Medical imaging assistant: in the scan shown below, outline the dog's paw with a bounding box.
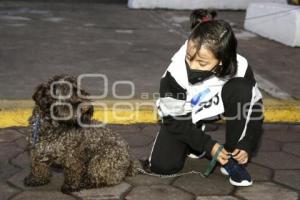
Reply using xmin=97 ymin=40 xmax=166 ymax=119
xmin=61 ymin=184 xmax=80 ymax=194
xmin=24 ymin=174 xmax=50 ymax=187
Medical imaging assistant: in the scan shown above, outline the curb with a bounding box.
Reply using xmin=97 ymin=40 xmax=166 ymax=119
xmin=0 ymin=98 xmax=299 ymax=128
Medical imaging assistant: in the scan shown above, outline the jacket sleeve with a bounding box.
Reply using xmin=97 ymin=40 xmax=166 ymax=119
xmin=235 ymin=99 xmax=264 ymax=157
xmin=157 ymin=71 xmax=217 ymax=154
xmin=236 ymin=65 xmax=264 ymax=157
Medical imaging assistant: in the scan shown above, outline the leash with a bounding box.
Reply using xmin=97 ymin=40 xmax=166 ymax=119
xmin=137 ymin=167 xmax=205 ymax=178
xmin=31 ymin=114 xmax=41 ymax=148
xmin=137 ymin=145 xmax=224 ymax=178
xmin=203 ymin=144 xmax=224 ymax=177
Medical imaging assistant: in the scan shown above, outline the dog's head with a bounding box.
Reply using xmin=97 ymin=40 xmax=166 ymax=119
xmin=32 ymin=74 xmax=94 ymax=126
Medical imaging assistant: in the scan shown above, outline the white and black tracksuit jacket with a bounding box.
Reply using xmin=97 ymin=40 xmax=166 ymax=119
xmin=148 ymin=40 xmax=264 ymax=174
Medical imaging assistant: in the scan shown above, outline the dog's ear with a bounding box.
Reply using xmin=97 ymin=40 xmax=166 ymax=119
xmin=32 ymin=83 xmax=49 ymax=108
xmin=80 ymin=103 xmax=94 ymax=124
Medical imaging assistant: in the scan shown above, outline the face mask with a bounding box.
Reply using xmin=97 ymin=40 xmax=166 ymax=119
xmin=185 ymin=60 xmax=217 ymax=84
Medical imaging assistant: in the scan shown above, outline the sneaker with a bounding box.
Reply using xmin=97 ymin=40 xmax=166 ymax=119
xmin=221 ymin=158 xmax=253 ymax=187
xmin=220 ymin=166 xmax=229 ymax=176
xmin=188 ymin=151 xmax=206 ymax=159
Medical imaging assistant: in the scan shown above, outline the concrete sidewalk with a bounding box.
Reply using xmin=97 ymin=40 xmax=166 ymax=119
xmin=0 ymin=124 xmax=299 ymax=200
xmin=0 ymin=1 xmax=299 ymax=99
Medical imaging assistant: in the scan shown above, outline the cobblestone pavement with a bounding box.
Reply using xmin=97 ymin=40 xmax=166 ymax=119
xmin=0 ymin=123 xmax=299 ymax=200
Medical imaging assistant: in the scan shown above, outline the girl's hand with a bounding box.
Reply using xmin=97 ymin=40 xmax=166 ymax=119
xmin=211 ymin=143 xmax=230 ymax=165
xmin=232 ymin=149 xmax=248 ymax=164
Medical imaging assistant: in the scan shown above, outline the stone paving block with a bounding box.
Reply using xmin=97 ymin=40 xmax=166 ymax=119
xmin=0 ymin=161 xmax=20 ymax=181
xmin=107 ymin=124 xmax=142 ymax=134
xmin=10 ymin=127 xmax=30 ymax=136
xmin=256 ymin=138 xmax=281 ymax=152
xmin=125 ymin=184 xmax=194 ymax=200
xmin=0 ymin=143 xmax=23 ymax=161
xmin=129 ymin=145 xmax=152 ymax=160
xmin=11 ymin=191 xmax=75 ymax=200
xmin=73 ymin=182 xmax=131 ymax=200
xmin=8 ymin=169 xmax=64 ymax=191
xmin=287 ymin=125 xmax=300 ymax=134
xmin=246 ymin=163 xmax=273 ymax=181
xmin=15 ymin=137 xmax=28 ymax=149
xmin=274 ymin=170 xmax=300 ymax=191
xmin=0 ymin=181 xmax=21 ymax=200
xmin=0 ymin=143 xmax=23 ymax=180
xmin=173 ymin=174 xmax=234 ymax=196
xmin=282 ymin=143 xmax=300 ymax=157
xmin=262 ymin=130 xmax=300 ymax=142
xmin=125 ymin=174 xmax=174 ymax=186
xmin=252 ymin=152 xmax=300 ymax=169
xmin=0 ymin=128 xmax=24 ymax=143
xmin=262 ymin=124 xmax=289 ymax=132
xmin=139 ymin=124 xmax=160 ymax=138
xmin=122 ymin=132 xmax=154 ymax=147
xmin=181 ymin=158 xmax=210 ymax=173
xmin=196 ymin=196 xmax=239 ymax=200
xmin=11 ymin=151 xmax=30 ymax=169
xmin=235 ymin=182 xmax=299 ymax=200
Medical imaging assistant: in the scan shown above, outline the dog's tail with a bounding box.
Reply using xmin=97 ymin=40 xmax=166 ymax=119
xmin=126 ymin=159 xmax=144 ymax=176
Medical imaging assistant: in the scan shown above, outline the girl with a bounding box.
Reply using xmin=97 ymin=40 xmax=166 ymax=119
xmin=146 ymin=10 xmax=264 ymax=187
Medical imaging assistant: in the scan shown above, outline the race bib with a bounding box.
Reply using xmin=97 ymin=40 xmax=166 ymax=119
xmin=191 ymin=89 xmax=224 ymax=124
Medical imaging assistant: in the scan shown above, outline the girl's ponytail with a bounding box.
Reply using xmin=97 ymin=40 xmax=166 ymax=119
xmin=190 ymin=9 xmax=218 ymax=30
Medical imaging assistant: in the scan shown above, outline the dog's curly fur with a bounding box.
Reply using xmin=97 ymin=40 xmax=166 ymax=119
xmin=24 ymin=74 xmax=142 ymax=193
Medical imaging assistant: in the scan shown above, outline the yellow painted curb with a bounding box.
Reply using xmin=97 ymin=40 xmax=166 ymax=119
xmin=0 ymin=98 xmax=299 ymax=128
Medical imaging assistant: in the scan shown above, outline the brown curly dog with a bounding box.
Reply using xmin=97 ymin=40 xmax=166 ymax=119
xmin=24 ymin=74 xmax=142 ymax=193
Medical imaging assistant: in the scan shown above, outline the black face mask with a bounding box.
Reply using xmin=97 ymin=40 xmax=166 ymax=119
xmin=185 ymin=59 xmax=217 ymax=84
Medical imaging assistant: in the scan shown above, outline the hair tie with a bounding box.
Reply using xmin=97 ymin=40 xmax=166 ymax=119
xmin=201 ymin=16 xmax=210 ymax=23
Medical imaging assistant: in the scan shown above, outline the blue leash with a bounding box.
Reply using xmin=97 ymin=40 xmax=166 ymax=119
xmin=32 ymin=114 xmax=41 ymax=148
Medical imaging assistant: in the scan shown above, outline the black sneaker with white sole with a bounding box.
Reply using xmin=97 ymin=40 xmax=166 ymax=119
xmin=188 ymin=151 xmax=206 ymax=159
xmin=220 ymin=158 xmax=253 ymax=187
